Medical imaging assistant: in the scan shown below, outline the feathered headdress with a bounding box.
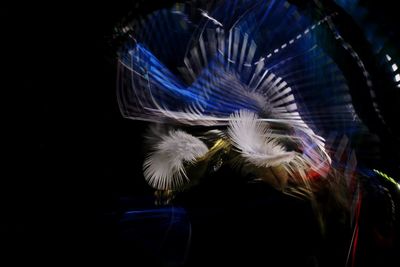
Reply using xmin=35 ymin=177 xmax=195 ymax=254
xmin=114 ymin=2 xmax=400 ymax=252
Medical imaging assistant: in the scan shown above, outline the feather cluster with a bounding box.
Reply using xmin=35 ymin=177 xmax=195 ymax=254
xmin=228 ymin=110 xmax=295 ymax=168
xmin=143 ymin=130 xmax=209 ymax=190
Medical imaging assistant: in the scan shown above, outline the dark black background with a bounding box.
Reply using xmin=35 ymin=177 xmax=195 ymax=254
xmin=2 ymin=0 xmax=400 ymax=265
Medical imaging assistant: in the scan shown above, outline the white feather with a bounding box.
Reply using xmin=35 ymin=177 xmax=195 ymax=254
xmin=228 ymin=110 xmax=295 ymax=167
xmin=143 ymin=130 xmax=209 ymax=190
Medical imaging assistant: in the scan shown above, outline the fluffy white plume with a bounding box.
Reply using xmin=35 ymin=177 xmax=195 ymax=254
xmin=143 ymin=130 xmax=209 ymax=190
xmin=228 ymin=110 xmax=295 ymax=168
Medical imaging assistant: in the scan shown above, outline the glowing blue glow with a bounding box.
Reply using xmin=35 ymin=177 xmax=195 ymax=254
xmin=121 ymin=207 xmax=188 ymax=222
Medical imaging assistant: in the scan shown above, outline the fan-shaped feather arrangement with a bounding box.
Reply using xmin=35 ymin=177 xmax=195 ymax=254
xmin=116 ymin=0 xmax=373 ymax=194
